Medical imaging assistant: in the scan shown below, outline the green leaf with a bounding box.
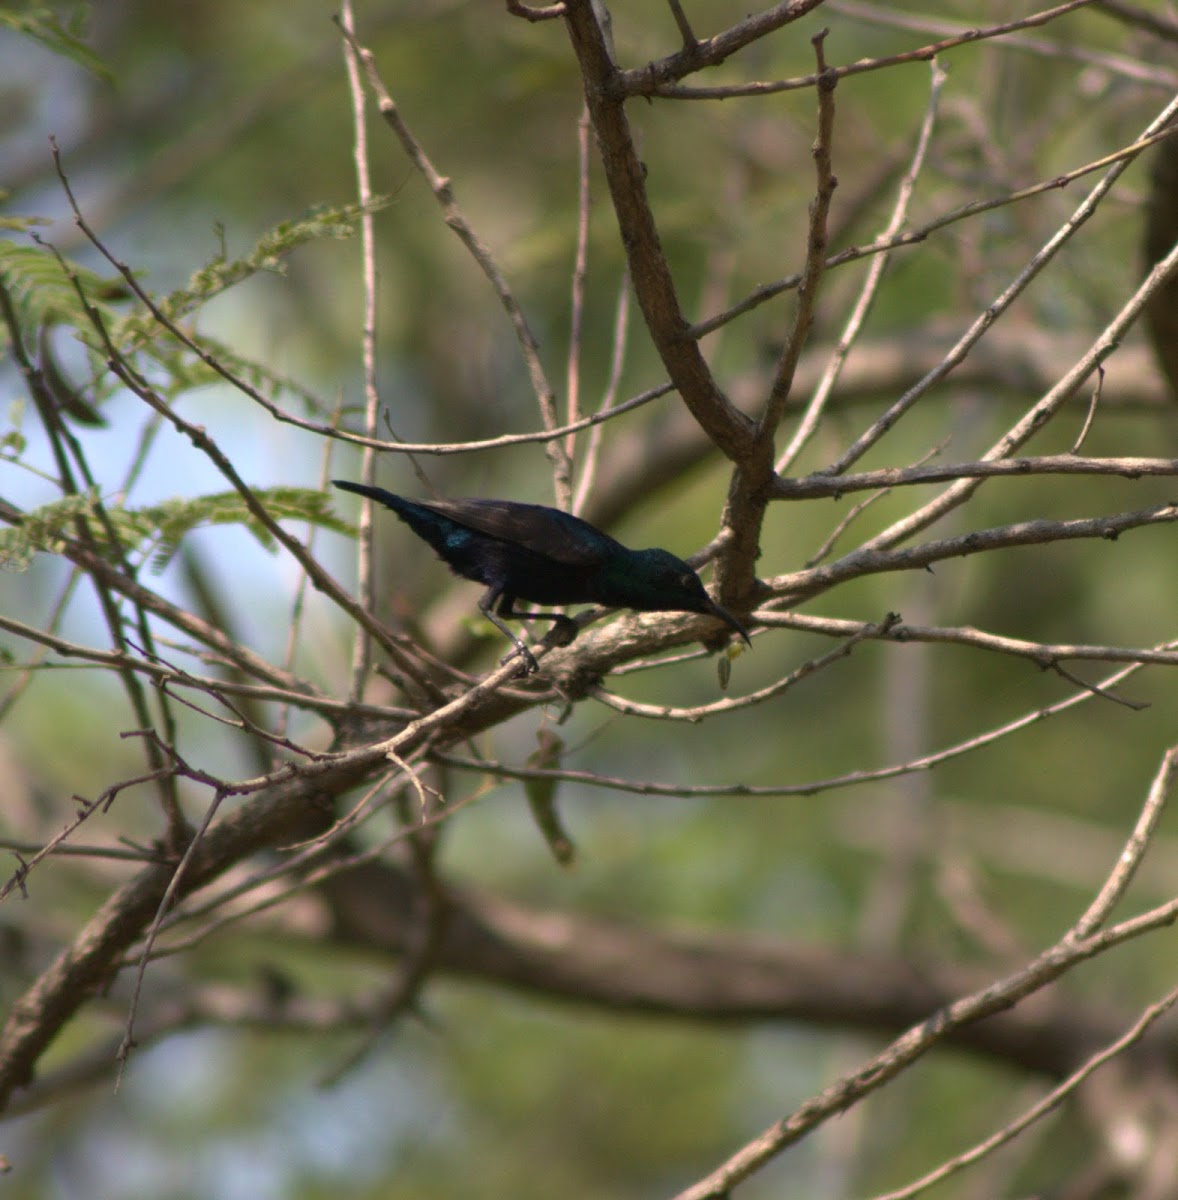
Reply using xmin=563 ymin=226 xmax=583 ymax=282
xmin=0 ymin=7 xmax=113 ymax=81
xmin=144 ymin=487 xmax=355 ymax=572
xmin=1 ymin=398 xmax=27 ymax=460
xmin=147 ymin=198 xmax=394 ymax=327
xmin=0 ymin=242 xmax=127 ymax=331
xmin=0 ymin=487 xmax=354 ymax=575
xmin=0 ymin=215 xmax=52 ymax=233
xmin=0 ymin=489 xmax=100 ymax=571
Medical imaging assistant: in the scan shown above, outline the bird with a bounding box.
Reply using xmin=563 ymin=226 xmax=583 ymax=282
xmin=333 ymin=480 xmax=751 ymax=672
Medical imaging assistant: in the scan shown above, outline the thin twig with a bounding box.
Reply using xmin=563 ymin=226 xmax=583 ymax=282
xmin=47 ymin=141 xmax=438 ymax=695
xmin=671 ymin=888 xmax=1178 ymax=1199
xmin=437 ymin=650 xmax=1161 ymax=800
xmin=768 ymin=504 xmax=1178 ymax=609
xmin=116 ymin=778 xmax=230 ymax=1086
xmin=0 ymin=613 xmax=410 ymax=720
xmin=573 ymin=266 xmax=631 ymax=515
xmin=690 ymin=124 xmax=1178 ymax=342
xmin=772 ymin=451 xmax=1178 ymax=500
xmin=590 ymin=614 xmax=897 ymax=722
xmin=340 ymin=0 xmax=381 ymax=698
xmin=759 ymin=29 xmax=838 ymax=440
xmin=867 ymin=983 xmax=1178 ymax=1200
xmin=777 ymin=58 xmax=945 ymax=473
xmin=337 ymin=18 xmax=574 ymax=505
xmin=1067 ymin=745 xmax=1178 ymax=941
xmin=854 ymin=232 xmax=1178 ymax=553
xmin=628 ymin=0 xmax=1157 ymax=98
xmin=825 ymin=93 xmax=1178 ymax=482
xmin=1070 ymin=363 xmax=1104 ymax=454
xmin=564 ymin=101 xmax=592 ymax=473
xmin=505 ymin=1 xmax=566 ymax=19
xmin=613 ymin=0 xmax=828 ymax=94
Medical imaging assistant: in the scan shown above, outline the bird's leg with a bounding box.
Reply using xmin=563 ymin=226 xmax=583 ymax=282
xmin=497 ymin=596 xmax=579 ymax=649
xmin=479 ymin=588 xmax=539 ymax=673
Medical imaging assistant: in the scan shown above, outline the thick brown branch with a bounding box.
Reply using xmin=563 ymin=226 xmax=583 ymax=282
xmin=562 ymin=0 xmax=756 ymax=463
xmin=321 ymin=861 xmax=1171 ymax=1081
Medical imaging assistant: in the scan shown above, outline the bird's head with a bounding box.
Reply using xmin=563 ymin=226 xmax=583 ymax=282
xmin=622 ymin=548 xmax=751 ymax=645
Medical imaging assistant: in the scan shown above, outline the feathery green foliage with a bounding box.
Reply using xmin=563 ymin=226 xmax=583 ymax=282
xmin=0 ymin=486 xmax=352 ymax=574
xmin=147 ymin=200 xmax=393 ymax=329
xmin=0 ymin=242 xmax=128 ymax=331
xmin=0 ymin=6 xmax=111 ymax=81
xmin=1 ymin=199 xmax=384 ymax=420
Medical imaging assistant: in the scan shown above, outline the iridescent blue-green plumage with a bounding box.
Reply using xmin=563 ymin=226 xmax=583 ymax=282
xmin=333 ymin=480 xmax=750 ymax=670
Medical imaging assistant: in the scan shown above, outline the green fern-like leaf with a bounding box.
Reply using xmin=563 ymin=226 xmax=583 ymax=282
xmin=0 ymin=490 xmax=106 ymax=571
xmin=0 ymin=242 xmax=127 ymax=331
xmin=145 ymin=199 xmax=392 ymax=328
xmin=0 ymin=488 xmax=354 ymax=574
xmin=143 ymin=488 xmax=354 ymax=572
xmin=0 ymin=7 xmax=112 ymax=81
xmin=0 ymin=214 xmax=52 ymax=233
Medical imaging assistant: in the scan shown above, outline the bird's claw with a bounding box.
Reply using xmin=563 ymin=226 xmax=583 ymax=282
xmin=500 ymin=644 xmax=540 ymax=675
xmin=540 ymin=614 xmax=579 ymax=649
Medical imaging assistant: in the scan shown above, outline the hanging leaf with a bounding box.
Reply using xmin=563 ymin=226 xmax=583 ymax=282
xmin=524 ymin=727 xmax=576 ymax=869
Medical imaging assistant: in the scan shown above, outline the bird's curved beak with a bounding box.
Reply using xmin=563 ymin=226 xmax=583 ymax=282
xmin=706 ymin=597 xmax=752 ymax=647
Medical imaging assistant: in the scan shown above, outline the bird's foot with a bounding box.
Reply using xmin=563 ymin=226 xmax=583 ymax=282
xmin=540 ymin=614 xmax=579 ymax=649
xmin=500 ymin=643 xmax=539 ymax=675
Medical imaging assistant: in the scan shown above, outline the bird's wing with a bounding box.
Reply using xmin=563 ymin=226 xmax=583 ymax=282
xmin=420 ymin=498 xmax=616 ymax=566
